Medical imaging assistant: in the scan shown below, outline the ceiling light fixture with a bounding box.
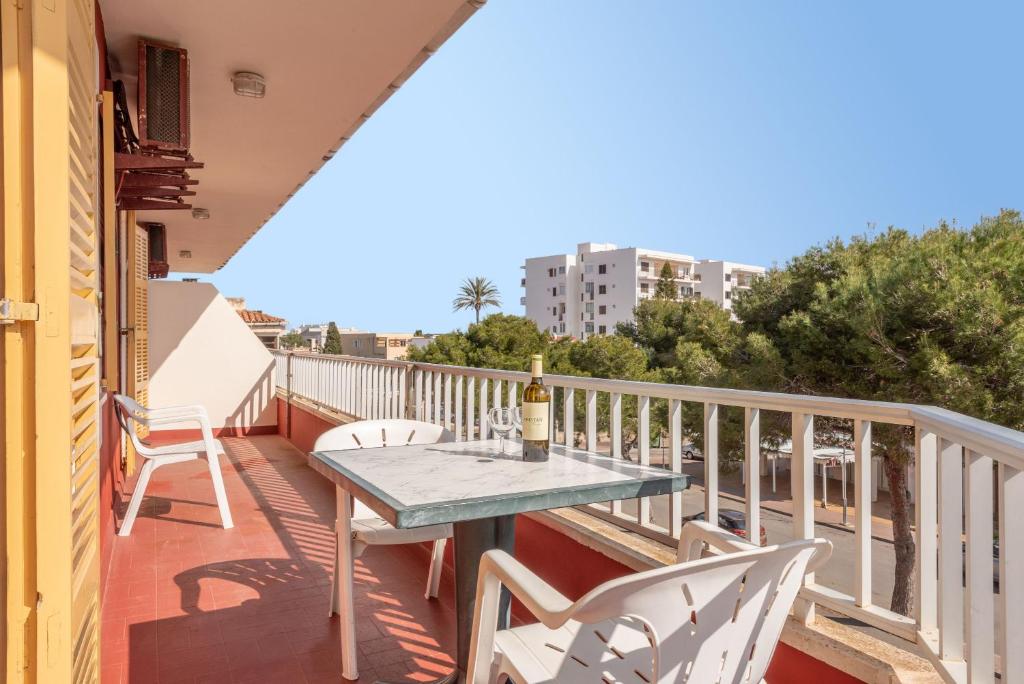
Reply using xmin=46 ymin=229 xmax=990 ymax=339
xmin=232 ymin=71 xmax=266 ymax=98
xmin=191 ymin=208 xmax=210 ymax=220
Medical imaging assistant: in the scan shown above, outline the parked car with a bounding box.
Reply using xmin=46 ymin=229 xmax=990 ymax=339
xmin=681 ymin=442 xmax=703 ymax=460
xmin=683 ymin=509 xmax=768 ymax=546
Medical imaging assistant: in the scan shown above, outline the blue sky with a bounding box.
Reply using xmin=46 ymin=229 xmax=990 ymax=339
xmin=185 ymin=1 xmax=1022 ymax=333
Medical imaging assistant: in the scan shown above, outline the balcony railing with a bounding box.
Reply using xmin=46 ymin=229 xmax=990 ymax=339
xmin=272 ymin=350 xmax=1022 ymax=684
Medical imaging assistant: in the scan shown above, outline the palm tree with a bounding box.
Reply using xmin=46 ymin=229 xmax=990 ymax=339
xmin=452 ymin=277 xmax=501 ymax=324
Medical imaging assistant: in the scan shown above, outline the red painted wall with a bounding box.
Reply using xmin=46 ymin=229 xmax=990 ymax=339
xmin=99 ymin=392 xmax=126 ymax=593
xmin=279 ymin=397 xmax=862 ymax=684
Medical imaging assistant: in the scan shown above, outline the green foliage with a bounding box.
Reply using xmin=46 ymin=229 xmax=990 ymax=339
xmin=452 ymin=276 xmax=502 ymax=324
xmin=407 ymin=314 xmax=548 ymax=371
xmin=279 ymin=331 xmax=306 ymax=350
xmin=655 ymin=262 xmax=678 ymax=299
xmin=322 ymin=321 xmax=343 ymax=355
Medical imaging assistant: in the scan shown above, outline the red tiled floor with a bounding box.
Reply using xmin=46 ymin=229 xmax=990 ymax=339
xmin=102 ymin=436 xmax=457 ymax=683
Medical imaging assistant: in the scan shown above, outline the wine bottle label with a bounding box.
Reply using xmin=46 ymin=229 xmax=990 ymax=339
xmin=522 ymin=401 xmax=549 ymax=441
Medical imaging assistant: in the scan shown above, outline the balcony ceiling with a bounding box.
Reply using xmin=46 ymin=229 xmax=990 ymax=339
xmin=101 ymin=0 xmax=482 ymax=272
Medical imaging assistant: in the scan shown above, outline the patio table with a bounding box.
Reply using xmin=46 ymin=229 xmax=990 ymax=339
xmin=310 ymin=438 xmax=690 ymax=683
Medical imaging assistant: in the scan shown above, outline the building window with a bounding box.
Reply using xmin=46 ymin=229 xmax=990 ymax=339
xmin=559 ymin=322 xmax=565 ymax=333
xmin=584 ymin=322 xmax=594 ymax=333
xmin=584 ymin=282 xmax=594 ymax=293
xmin=640 ymin=261 xmax=650 ymax=272
xmin=680 ymin=267 xmax=689 ymax=278
xmin=558 ymin=284 xmax=566 ymax=295
xmin=598 ymin=264 xmax=607 ymax=274
xmin=585 ymin=264 xmax=594 ymax=274
xmin=598 ymin=305 xmax=607 ymax=315
xmin=598 ymin=325 xmax=607 ymax=334
xmin=585 ymin=303 xmax=594 ymax=313
xmin=548 ymin=267 xmax=556 ymax=277
xmin=725 ymin=290 xmax=732 ymax=299
xmin=552 ymin=307 xmax=558 ymax=316
xmin=694 ymin=274 xmax=702 ymax=282
xmin=558 ymin=265 xmax=566 ymax=274
xmin=552 ymin=325 xmax=558 ymax=333
xmin=559 ymin=302 xmax=566 ymax=314
xmin=552 ymin=287 xmax=557 ymax=297
xmin=354 ymin=339 xmax=360 ymax=348
xmin=725 ymin=273 xmax=732 ymax=282
xmin=598 ymin=284 xmax=607 ymax=295
xmin=640 ymin=283 xmax=649 ymax=293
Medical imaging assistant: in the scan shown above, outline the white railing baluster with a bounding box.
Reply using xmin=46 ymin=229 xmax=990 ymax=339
xmin=854 ymin=420 xmax=873 ymax=607
xmin=479 ymin=377 xmax=489 ymax=440
xmin=548 ymin=384 xmax=556 ymax=442
xmin=359 ymin=364 xmax=368 ymax=418
xmin=466 ymin=376 xmax=475 ymax=440
xmin=745 ymin=407 xmax=760 ymax=545
xmin=586 ymin=390 xmax=597 ymax=452
xmin=791 ymin=411 xmax=815 ymax=624
xmin=398 ymin=367 xmax=407 ymax=419
xmin=455 ymin=375 xmax=464 ymax=441
xmin=508 ymin=381 xmax=517 ymax=414
xmin=423 ymin=370 xmax=433 ymax=423
xmin=964 ymin=449 xmax=994 ymax=683
xmin=916 ymin=428 xmax=938 ymax=635
xmin=938 ymin=438 xmax=964 ymax=661
xmin=704 ymin=403 xmax=719 ymax=524
xmin=493 ymin=378 xmax=502 ymax=412
xmin=611 ymin=392 xmax=622 ymax=515
xmin=444 ymin=373 xmax=453 ymax=432
xmin=669 ymin=398 xmax=682 ymax=538
xmin=413 ymin=370 xmax=421 ymax=419
xmin=638 ymin=395 xmax=650 ymax=526
xmin=433 ymin=371 xmax=443 ymax=426
xmin=999 ymin=462 xmax=1022 ymax=683
xmin=564 ymin=388 xmax=575 ymax=448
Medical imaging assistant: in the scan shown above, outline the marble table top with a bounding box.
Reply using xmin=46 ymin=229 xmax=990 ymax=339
xmin=309 ymin=439 xmax=690 ymax=528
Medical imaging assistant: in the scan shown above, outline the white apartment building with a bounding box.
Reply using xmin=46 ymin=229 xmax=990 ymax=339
xmin=521 ymin=242 xmax=765 ymax=338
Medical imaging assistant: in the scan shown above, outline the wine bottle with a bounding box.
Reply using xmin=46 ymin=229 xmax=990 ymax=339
xmin=521 ymin=354 xmax=550 ymax=462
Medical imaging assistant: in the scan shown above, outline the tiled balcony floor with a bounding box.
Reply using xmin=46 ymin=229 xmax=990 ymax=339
xmin=102 ymin=435 xmax=458 ymax=683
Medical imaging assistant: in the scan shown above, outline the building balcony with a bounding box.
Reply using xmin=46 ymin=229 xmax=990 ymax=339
xmin=99 ymin=346 xmax=1020 ymax=683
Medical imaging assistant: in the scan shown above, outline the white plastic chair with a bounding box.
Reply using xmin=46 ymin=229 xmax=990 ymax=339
xmin=467 ymin=521 xmax=832 ymax=684
xmin=113 ymin=394 xmax=233 ymax=536
xmin=315 ymin=419 xmax=455 ymax=679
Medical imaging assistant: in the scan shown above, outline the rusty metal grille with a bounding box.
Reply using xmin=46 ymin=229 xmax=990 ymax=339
xmin=144 ymin=44 xmax=182 ymax=145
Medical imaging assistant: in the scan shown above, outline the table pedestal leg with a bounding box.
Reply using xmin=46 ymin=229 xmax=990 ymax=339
xmin=375 ymin=514 xmax=516 ymax=684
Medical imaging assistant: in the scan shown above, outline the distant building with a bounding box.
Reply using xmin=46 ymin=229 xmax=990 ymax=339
xmin=292 ymin=322 xmax=360 ymax=352
xmin=339 ymin=332 xmax=429 ymax=361
xmin=227 ymin=297 xmax=287 ymax=348
xmin=521 ymin=242 xmax=765 ymax=338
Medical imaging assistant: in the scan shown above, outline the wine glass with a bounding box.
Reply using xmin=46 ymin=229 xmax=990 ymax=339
xmin=488 ymin=407 xmax=517 ymax=454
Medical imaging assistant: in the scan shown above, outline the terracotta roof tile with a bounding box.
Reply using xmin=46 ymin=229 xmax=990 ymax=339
xmin=237 ymin=309 xmax=285 ymax=324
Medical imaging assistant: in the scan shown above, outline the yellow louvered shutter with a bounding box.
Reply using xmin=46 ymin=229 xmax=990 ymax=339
xmin=126 ymin=218 xmax=150 ymax=462
xmin=67 ymin=0 xmax=102 ymax=680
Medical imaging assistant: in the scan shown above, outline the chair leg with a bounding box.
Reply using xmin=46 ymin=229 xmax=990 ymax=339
xmin=335 ymin=487 xmax=358 ymax=680
xmin=119 ymin=459 xmax=156 ymax=537
xmin=328 ymin=525 xmax=340 ymax=617
xmin=425 ymin=537 xmax=447 ymax=599
xmin=205 ymin=449 xmax=234 ymax=529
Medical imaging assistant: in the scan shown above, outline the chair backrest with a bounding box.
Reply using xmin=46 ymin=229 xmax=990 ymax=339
xmin=112 ymin=393 xmax=148 ymax=453
xmin=313 ymin=419 xmax=454 ymax=452
xmin=567 ymin=537 xmax=831 ymax=684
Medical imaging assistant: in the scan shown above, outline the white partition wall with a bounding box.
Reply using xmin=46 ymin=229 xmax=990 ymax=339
xmin=149 ymin=281 xmax=278 ymax=433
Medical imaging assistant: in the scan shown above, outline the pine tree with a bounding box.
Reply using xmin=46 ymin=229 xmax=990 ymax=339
xmin=322 ymin=321 xmax=343 ymax=355
xmin=654 ymin=262 xmax=677 ymax=299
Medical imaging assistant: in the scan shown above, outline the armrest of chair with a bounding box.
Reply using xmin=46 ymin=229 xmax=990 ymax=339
xmin=677 ymin=519 xmax=758 ymax=562
xmin=468 ymin=550 xmax=573 ymax=684
xmin=479 ymin=550 xmax=573 ymax=627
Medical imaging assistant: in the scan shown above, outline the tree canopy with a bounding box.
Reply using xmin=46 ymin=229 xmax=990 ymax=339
xmin=278 ymin=331 xmax=306 ymax=350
